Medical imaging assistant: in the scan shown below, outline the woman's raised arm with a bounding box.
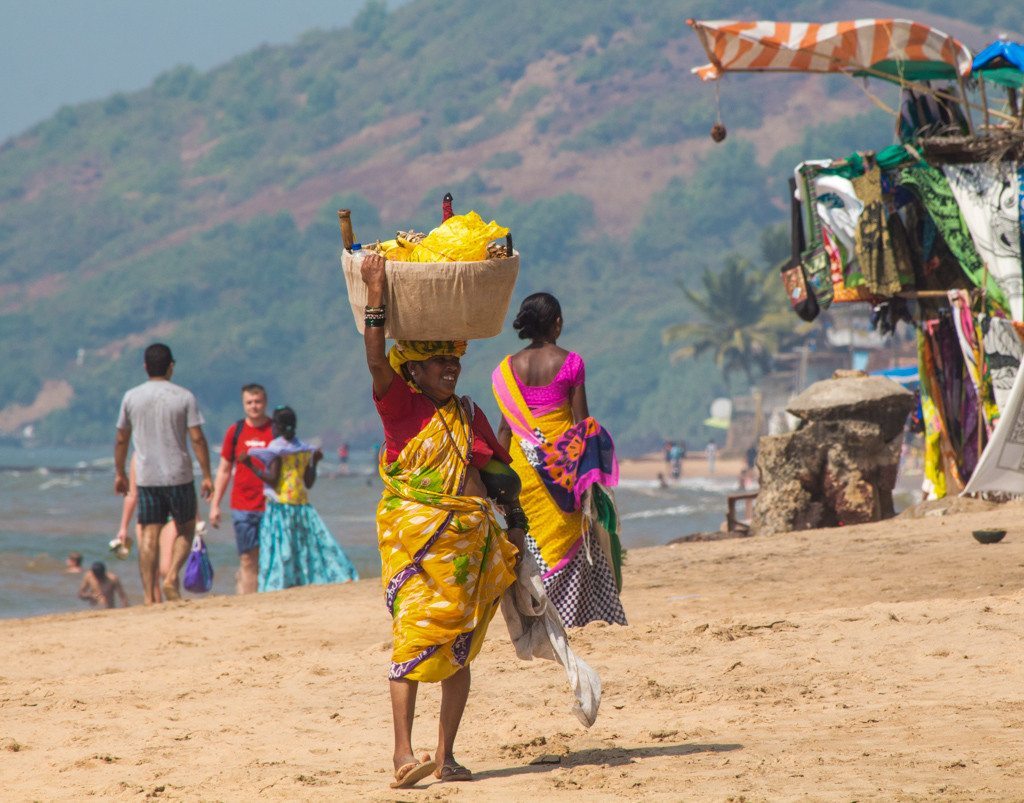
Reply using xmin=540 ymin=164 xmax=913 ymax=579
xmin=361 ymin=252 xmax=395 ymax=398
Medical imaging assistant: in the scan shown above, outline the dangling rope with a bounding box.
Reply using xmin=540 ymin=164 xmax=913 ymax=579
xmin=844 ymin=72 xmax=901 ymax=118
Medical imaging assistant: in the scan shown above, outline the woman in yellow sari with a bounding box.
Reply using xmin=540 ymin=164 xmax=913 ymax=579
xmin=360 ymin=253 xmax=525 ymax=789
xmin=493 ymin=292 xmax=626 ymax=628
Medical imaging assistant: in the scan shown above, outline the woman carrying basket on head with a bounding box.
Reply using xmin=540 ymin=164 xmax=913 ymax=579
xmin=359 ymin=252 xmax=525 ymax=789
xmin=492 ymin=292 xmax=626 ymax=628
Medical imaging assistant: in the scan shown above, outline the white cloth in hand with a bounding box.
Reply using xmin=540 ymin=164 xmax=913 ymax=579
xmin=500 ymin=551 xmax=601 ymax=727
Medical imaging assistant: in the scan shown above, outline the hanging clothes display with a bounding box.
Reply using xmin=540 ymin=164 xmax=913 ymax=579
xmin=948 ymin=290 xmax=998 ymax=433
xmin=979 ymin=315 xmax=1024 ymax=414
xmin=814 ymin=174 xmax=863 ymax=261
xmin=899 ymin=162 xmax=1009 ymax=311
xmin=918 ymin=327 xmax=958 ymax=498
xmin=850 ymin=166 xmax=903 ymax=295
xmin=942 ymin=163 xmax=1024 ymax=321
xmin=921 ymin=319 xmax=974 ymax=495
xmin=903 ymin=197 xmax=972 ymax=319
xmin=776 ymin=142 xmax=1024 ymax=501
xmin=794 ymin=162 xmax=871 ymax=302
xmin=797 ymin=165 xmax=834 ymax=309
xmin=962 ymin=350 xmax=1024 ymax=495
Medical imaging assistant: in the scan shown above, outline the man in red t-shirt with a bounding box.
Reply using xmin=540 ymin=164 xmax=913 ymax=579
xmin=209 ymin=383 xmax=273 ymax=594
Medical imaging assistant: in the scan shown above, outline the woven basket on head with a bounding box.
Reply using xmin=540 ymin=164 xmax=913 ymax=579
xmin=341 ymin=250 xmax=519 ymax=340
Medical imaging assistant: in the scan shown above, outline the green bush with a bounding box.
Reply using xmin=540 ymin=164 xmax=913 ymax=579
xmin=559 ymin=104 xmax=639 ymax=151
xmin=305 ymin=76 xmax=338 ymax=116
xmin=153 ymin=65 xmax=200 ymax=99
xmin=103 ymin=94 xmax=130 ymax=116
xmin=353 ymin=0 xmax=389 ymax=43
xmin=196 ymin=130 xmax=267 ymax=173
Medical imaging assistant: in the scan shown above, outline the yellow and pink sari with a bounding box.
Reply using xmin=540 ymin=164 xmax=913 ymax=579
xmin=377 ymin=395 xmax=517 ymax=682
xmin=492 ymin=356 xmax=626 ymax=627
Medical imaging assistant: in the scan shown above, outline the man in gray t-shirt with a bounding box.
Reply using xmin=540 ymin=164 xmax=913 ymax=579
xmin=114 ymin=343 xmax=213 ymax=604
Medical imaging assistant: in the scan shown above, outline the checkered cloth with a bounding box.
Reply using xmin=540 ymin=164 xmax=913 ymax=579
xmin=525 ymin=531 xmax=627 ymax=628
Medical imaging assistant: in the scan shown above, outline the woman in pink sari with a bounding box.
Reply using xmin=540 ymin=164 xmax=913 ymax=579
xmin=492 ymin=292 xmax=626 ymax=627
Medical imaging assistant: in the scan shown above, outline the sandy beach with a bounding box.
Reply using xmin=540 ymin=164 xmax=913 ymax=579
xmin=4 ymin=490 xmax=1024 ymax=800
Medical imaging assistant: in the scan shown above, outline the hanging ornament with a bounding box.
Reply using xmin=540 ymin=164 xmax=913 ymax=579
xmin=710 ymin=80 xmax=727 ymax=142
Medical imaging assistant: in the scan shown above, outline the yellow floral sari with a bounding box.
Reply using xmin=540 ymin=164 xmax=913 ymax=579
xmin=377 ymin=395 xmax=517 ymax=682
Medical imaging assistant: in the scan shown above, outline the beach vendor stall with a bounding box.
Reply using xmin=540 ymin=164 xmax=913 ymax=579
xmin=339 ymin=203 xmax=600 ymax=789
xmin=686 ymin=18 xmax=1024 ymax=500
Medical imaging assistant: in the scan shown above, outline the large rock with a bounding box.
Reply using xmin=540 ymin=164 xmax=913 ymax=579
xmin=786 ymin=374 xmax=916 ymax=442
xmin=752 ymin=374 xmax=913 ymax=534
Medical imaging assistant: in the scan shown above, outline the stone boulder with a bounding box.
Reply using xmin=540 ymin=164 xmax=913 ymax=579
xmin=751 ymin=374 xmax=914 ymax=535
xmin=786 ymin=374 xmax=916 ymax=442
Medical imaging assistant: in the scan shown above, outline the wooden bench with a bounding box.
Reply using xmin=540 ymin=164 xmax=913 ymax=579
xmin=726 ymin=491 xmax=759 ymax=533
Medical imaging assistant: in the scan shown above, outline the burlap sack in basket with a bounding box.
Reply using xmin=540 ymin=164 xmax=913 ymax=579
xmin=342 ymin=250 xmax=519 ymax=340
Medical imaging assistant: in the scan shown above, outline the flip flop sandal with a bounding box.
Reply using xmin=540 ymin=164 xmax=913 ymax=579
xmin=390 ymin=758 xmax=437 ymax=789
xmin=436 ymin=763 xmax=473 ymax=782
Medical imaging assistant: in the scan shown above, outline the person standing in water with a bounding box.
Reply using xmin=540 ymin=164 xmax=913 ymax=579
xmin=65 ymin=552 xmax=84 ymax=574
xmin=78 ymin=562 xmax=129 ymax=608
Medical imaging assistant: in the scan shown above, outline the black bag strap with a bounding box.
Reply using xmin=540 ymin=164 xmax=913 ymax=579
xmin=229 ymin=419 xmax=245 ymax=463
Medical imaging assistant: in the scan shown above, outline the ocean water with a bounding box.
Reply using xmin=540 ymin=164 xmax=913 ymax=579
xmin=0 ymin=445 xmax=734 ymax=619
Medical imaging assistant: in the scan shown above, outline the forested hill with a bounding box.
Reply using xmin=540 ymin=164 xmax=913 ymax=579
xmin=0 ymin=0 xmax=1017 ymax=449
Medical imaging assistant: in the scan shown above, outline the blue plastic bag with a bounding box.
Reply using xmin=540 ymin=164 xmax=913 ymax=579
xmin=183 ymin=534 xmax=214 ymax=593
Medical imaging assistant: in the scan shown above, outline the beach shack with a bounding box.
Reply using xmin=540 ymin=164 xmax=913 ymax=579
xmin=687 ymin=18 xmax=1024 ymax=502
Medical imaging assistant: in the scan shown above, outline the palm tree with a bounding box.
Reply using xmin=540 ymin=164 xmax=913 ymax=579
xmin=663 ymin=255 xmax=810 ymax=389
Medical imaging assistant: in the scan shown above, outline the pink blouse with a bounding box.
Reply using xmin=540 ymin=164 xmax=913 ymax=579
xmin=512 ymin=352 xmax=585 ymax=415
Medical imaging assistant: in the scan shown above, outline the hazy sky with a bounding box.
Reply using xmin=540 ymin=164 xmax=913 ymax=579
xmin=0 ymin=0 xmax=407 ymax=143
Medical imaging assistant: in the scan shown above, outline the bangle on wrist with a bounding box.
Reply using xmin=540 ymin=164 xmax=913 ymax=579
xmin=506 ymin=507 xmax=528 ymax=531
xmin=364 ymin=302 xmax=386 ymax=328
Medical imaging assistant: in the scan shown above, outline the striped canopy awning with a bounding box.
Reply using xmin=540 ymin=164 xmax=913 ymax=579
xmin=688 ymin=19 xmax=973 ymax=83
